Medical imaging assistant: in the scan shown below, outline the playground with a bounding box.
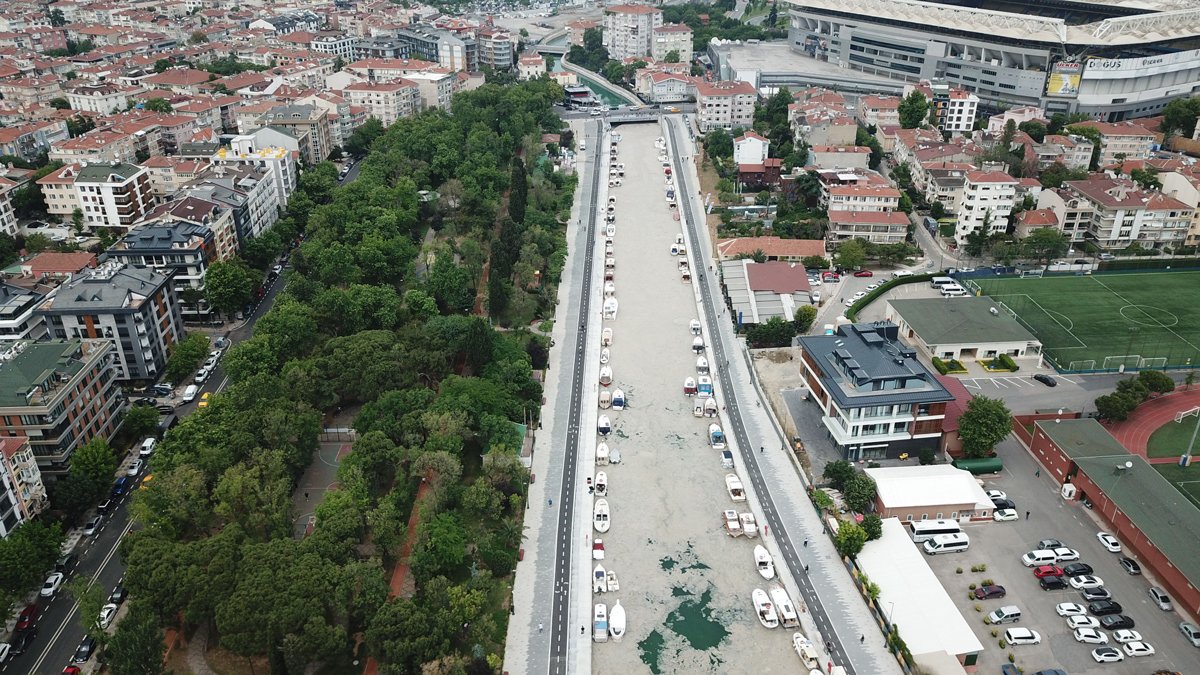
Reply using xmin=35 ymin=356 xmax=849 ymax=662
xmin=969 ymin=271 xmax=1200 ymax=371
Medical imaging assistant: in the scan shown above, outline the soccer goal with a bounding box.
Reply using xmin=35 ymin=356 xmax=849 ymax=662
xmin=1020 ymin=269 xmax=1044 ymax=278
xmin=1068 ymin=359 xmax=1096 ymax=371
xmin=1139 ymin=357 xmax=1168 ymax=369
xmin=1103 ymin=355 xmax=1142 ymax=370
xmin=1177 ymin=407 xmax=1200 ymax=424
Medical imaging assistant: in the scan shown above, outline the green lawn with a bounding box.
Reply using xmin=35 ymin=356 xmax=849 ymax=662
xmin=1147 ymin=418 xmax=1200 ymax=459
xmin=971 ymin=272 xmax=1200 ymax=371
xmin=1153 ymin=463 xmax=1200 ymax=509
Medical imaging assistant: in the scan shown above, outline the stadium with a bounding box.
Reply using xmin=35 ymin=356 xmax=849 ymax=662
xmin=784 ymin=0 xmax=1200 ymax=119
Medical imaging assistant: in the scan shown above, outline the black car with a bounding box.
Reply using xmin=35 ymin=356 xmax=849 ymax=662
xmin=151 ymin=384 xmax=174 ymax=396
xmin=1099 ymin=614 xmax=1135 ymax=630
xmin=974 ymin=584 xmax=1006 ymax=600
xmin=109 ymin=585 xmax=127 ymax=605
xmin=131 ymin=397 xmax=157 ymax=407
xmin=1063 ymin=563 xmax=1093 ymax=577
xmin=156 ymin=404 xmax=176 ymax=414
xmin=1039 ymin=575 xmax=1067 ymax=591
xmin=10 ymin=626 xmax=38 ymax=654
xmin=1080 ymin=586 xmax=1112 ymax=602
xmin=991 ymin=497 xmax=1017 ymax=511
xmin=1033 ymin=373 xmax=1057 ymax=387
xmin=1088 ymin=600 xmax=1124 ymax=616
xmin=1119 ymin=557 xmax=1142 ymax=575
xmin=73 ymin=635 xmax=96 ymax=663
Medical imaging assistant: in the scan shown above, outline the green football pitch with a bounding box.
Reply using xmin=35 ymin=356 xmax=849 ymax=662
xmin=970 ymin=272 xmax=1200 ymax=371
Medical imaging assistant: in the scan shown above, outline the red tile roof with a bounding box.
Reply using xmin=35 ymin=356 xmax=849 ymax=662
xmin=746 ymin=261 xmax=811 ymax=294
xmin=717 ymin=236 xmax=825 ymax=260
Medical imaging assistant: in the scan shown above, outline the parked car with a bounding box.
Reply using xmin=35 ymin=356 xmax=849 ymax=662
xmin=1179 ymin=621 xmax=1200 ymax=647
xmin=9 ymin=627 xmax=38 ymax=654
xmin=1033 ymin=565 xmax=1063 ymax=578
xmin=1148 ymin=586 xmax=1172 ymax=610
xmin=1074 ymin=627 xmax=1108 ymax=644
xmin=1037 ymin=538 xmax=1064 ymax=550
xmin=1033 ymin=373 xmax=1057 ymax=386
xmin=109 ymin=585 xmax=127 ymax=605
xmin=1039 ymin=576 xmax=1067 ymax=591
xmin=156 ymin=404 xmax=176 ymax=414
xmin=198 ymin=392 xmax=211 ymax=409
xmin=1119 ymin=557 xmax=1141 ymax=575
xmin=1063 ymin=562 xmax=1093 ymax=577
xmin=1091 ymin=646 xmax=1123 ymax=663
xmin=82 ymin=515 xmax=102 ymax=536
xmin=853 ymin=270 xmax=873 ymax=277
xmin=1122 ymin=641 xmax=1154 ymax=657
xmin=1069 ymin=575 xmax=1105 ymax=589
xmin=986 ymin=489 xmax=1007 ymax=501
xmin=1096 ymin=532 xmax=1122 ymax=552
xmin=15 ymin=604 xmax=39 ymax=631
xmin=41 ymin=572 xmax=65 ymax=597
xmin=1052 ymin=547 xmax=1079 ymax=562
xmin=1056 ymin=602 xmax=1087 ymax=617
xmin=194 ymin=367 xmax=211 ymax=384
xmin=1112 ymin=629 xmax=1142 ymax=644
xmin=1080 ymin=586 xmax=1112 ymax=602
xmin=974 ymin=584 xmax=1006 ymax=600
xmin=992 ymin=497 xmax=1017 ymax=510
xmin=97 ymin=499 xmax=113 ymax=515
xmin=1088 ymin=600 xmax=1124 ymax=616
xmin=1066 ymin=615 xmax=1099 ymax=630
xmin=126 ymin=459 xmax=143 ymax=476
xmin=1003 ymin=627 xmax=1041 ymax=645
xmin=73 ymin=635 xmax=95 ymax=663
xmin=98 ymin=603 xmax=118 ymax=629
xmin=993 ymin=509 xmax=1018 ymax=521
xmin=1099 ymin=614 xmax=1135 ymax=630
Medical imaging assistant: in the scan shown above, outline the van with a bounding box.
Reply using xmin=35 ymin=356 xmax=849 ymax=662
xmin=181 ymin=385 xmax=199 ymax=402
xmin=139 ymin=437 xmax=156 ymax=457
xmin=940 ymin=285 xmax=968 ymax=297
xmin=1148 ymin=586 xmax=1172 ymax=610
xmin=922 ymin=532 xmax=970 ymax=554
xmin=1021 ymin=550 xmax=1058 ymax=567
xmin=110 ymin=476 xmax=131 ymax=498
xmin=720 ymin=450 xmax=734 ymax=469
xmin=930 ymin=276 xmax=957 ymax=289
xmin=987 ymin=605 xmax=1022 ymax=624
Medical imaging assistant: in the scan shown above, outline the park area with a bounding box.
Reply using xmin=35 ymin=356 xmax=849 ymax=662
xmin=970 ymin=271 xmax=1200 ymax=371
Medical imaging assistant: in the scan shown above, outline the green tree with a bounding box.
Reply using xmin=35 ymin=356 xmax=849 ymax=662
xmin=898 ymin=91 xmax=929 ymax=129
xmin=1130 ymin=167 xmax=1162 ymax=191
xmin=862 ymin=513 xmax=883 ymax=541
xmin=189 ymin=31 xmax=207 ymax=44
xmin=1137 ymin=369 xmax=1175 ymax=395
xmin=703 ymin=128 xmax=734 ymax=159
xmin=72 ymin=207 xmax=84 ymax=231
xmin=745 ymin=316 xmax=798 ymax=348
xmin=823 ymin=459 xmax=856 ymax=491
xmin=833 ymin=238 xmax=867 ymax=270
xmin=1038 ymin=162 xmax=1088 ymax=189
xmin=345 ymin=117 xmax=385 ymax=157
xmin=1048 ymin=112 xmax=1090 ymax=135
xmin=1022 ymin=227 xmax=1069 ymax=263
xmin=68 ymin=576 xmax=107 ymax=639
xmin=153 ymin=59 xmax=173 ymax=73
xmin=164 ymin=333 xmax=211 ymax=384
xmin=957 ymin=395 xmax=1012 ymax=458
xmin=123 ymin=405 xmax=161 ymax=440
xmin=205 ymin=259 xmax=256 ymax=317
xmin=665 ymin=49 xmax=681 ymax=63
xmin=1018 ymin=120 xmax=1047 ymax=143
xmin=854 ymin=127 xmax=883 ymax=170
xmin=0 ymin=521 xmax=64 ymax=613
xmin=843 ymin=473 xmax=877 ymax=512
xmin=834 ymin=521 xmax=868 ymax=559
xmin=49 ymin=8 xmax=66 ymax=26
xmin=1094 ymin=392 xmax=1139 ymax=422
xmin=144 ymin=97 xmax=173 ymax=113
xmin=106 ymin=601 xmax=165 ymax=675
xmin=793 ymin=304 xmax=818 ymax=334
xmin=48 ymin=97 xmax=70 ymax=110
xmin=1161 ymin=96 xmax=1200 ymax=139
xmin=929 ymin=200 xmax=946 ymax=219
xmin=71 ymin=438 xmax=119 ymax=494
xmin=66 ymin=114 xmax=95 ymax=138
xmin=129 ymin=465 xmax=213 ymax=539
xmin=801 ymin=256 xmax=829 ymax=270
xmin=1115 ymin=376 xmax=1151 ymax=403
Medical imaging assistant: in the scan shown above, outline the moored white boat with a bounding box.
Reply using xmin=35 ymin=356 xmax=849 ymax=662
xmin=683 ymin=377 xmax=697 ymax=396
xmin=723 ymin=509 xmax=742 ymax=537
xmin=692 ymin=336 xmax=704 ymax=353
xmin=592 ymin=538 xmax=605 ymax=559
xmin=601 ymin=327 xmax=613 ymax=346
xmin=754 ymin=544 xmax=775 ymax=580
xmin=599 ymin=366 xmax=612 ymax=387
xmin=690 ymin=319 xmax=702 ymax=335
xmin=606 ymin=569 xmax=619 ymax=591
xmin=595 ymin=471 xmax=608 ymax=496
xmin=609 ymin=447 xmax=622 ymax=464
xmin=604 ymin=280 xmax=615 ymax=296
xmin=752 ymin=588 xmax=779 ymax=629
xmin=793 ymin=632 xmax=820 ymax=669
xmin=599 ymin=390 xmax=612 ymax=409
xmin=609 ymin=600 xmax=626 ymax=641
xmin=599 ymin=347 xmax=610 ymax=364
xmin=593 ymin=498 xmax=610 ymax=533
xmin=696 ymin=356 xmax=709 ymax=374
xmin=697 ymin=375 xmax=713 ymax=398
xmin=771 ymin=587 xmax=799 ymax=628
xmin=593 ymin=603 xmax=608 ymax=642
xmin=703 ymin=398 xmax=718 ymax=417
xmin=597 ymin=415 xmax=611 ymax=436
xmin=725 ymin=474 xmax=746 ymax=502
xmin=593 ymin=564 xmax=607 ymax=593
xmin=740 ymin=512 xmax=759 ymax=538
xmin=595 ymin=442 xmax=609 ymax=465
xmin=708 ymin=423 xmax=726 ymax=449
xmin=612 ymin=389 xmax=625 ymax=410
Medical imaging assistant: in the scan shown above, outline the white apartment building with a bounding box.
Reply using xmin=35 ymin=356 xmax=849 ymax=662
xmin=956 ymin=170 xmax=1018 ymax=245
xmin=72 ymin=163 xmax=155 ymax=230
xmin=219 ymin=139 xmax=298 ymax=210
xmin=1159 ymin=170 xmax=1200 ymax=249
xmin=602 ymin=4 xmax=664 ymax=60
xmin=733 ymin=132 xmax=769 ymax=166
xmin=311 ymin=33 xmax=357 ymax=60
xmin=1062 ymin=177 xmax=1191 ymax=251
xmin=518 ymin=55 xmax=547 ymax=80
xmin=65 ymin=81 xmax=141 ymax=115
xmin=37 ymin=163 xmax=81 ymax=220
xmin=0 ymin=437 xmax=47 ymax=536
xmin=826 ymin=185 xmax=901 ymax=213
xmin=1070 ymin=121 xmax=1156 ymax=166
xmin=344 ymin=80 xmax=420 ymax=128
xmin=906 ymin=82 xmax=979 ymax=136
xmin=856 ymin=95 xmax=900 ymax=129
xmin=0 ymin=178 xmax=16 ymax=237
xmin=638 ymin=71 xmax=692 ymax=103
xmin=651 ymin=24 xmax=692 ymax=63
xmin=986 ymin=106 xmax=1046 ymax=134
xmin=1036 ymin=188 xmax=1095 ymax=245
xmin=694 ymin=80 xmax=757 ymax=132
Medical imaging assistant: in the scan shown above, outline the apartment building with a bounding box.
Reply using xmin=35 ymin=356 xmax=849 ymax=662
xmin=218 ymin=138 xmax=298 ymax=209
xmin=49 ymin=130 xmax=140 ymax=165
xmin=0 ymin=436 xmax=46 ymax=536
xmin=827 ymin=210 xmax=911 ymax=244
xmin=107 ymin=221 xmax=215 ymax=322
xmin=1033 ymin=134 xmax=1094 ymax=171
xmin=185 ymin=164 xmax=281 ymax=243
xmin=0 ymin=76 xmax=63 ymax=107
xmin=1070 ymin=121 xmax=1155 ymax=166
xmin=394 ymin=26 xmax=478 ymax=72
xmin=856 ymin=95 xmax=900 ymax=129
xmin=518 ymin=55 xmax=547 ymax=80
xmin=1036 ymin=188 xmax=1095 ymax=245
xmin=566 ymin=19 xmax=600 ymax=47
xmin=1159 ymin=170 xmax=1200 ymax=249
xmin=956 ymin=170 xmax=1018 ymax=245
xmin=694 ymin=80 xmax=757 ymax=132
xmin=311 ymin=33 xmax=357 ymax=60
xmin=141 ymin=196 xmax=238 ymax=263
xmin=986 ymin=106 xmax=1046 ymax=134
xmin=140 ymin=156 xmax=210 ymax=199
xmin=476 ymin=27 xmax=515 ymax=71
xmin=811 ymin=146 xmax=871 ymax=170
xmin=790 ymin=103 xmax=857 ymax=147
xmin=796 ymin=322 xmax=954 ymax=460
xmin=651 ymin=24 xmax=692 ymax=63
xmin=733 ymin=132 xmax=769 ymax=166
xmin=1061 ymin=177 xmax=1191 ymax=251
xmin=73 ymin=162 xmax=155 ymax=230
xmin=0 ymin=339 xmax=121 ymax=477
xmin=0 ymin=178 xmax=15 ymax=238
xmin=259 ymin=104 xmax=334 ymax=164
xmin=638 ymin=71 xmax=692 ymax=104
xmin=144 ymin=68 xmax=214 ymax=96
xmin=64 ymin=81 xmax=141 ymax=114
xmin=905 ymin=81 xmax=979 ymax=136
xmin=38 ymin=263 xmax=183 ymax=382
xmin=37 ymin=164 xmax=80 ymax=221
xmin=0 ymin=120 xmax=70 ymax=164
xmin=923 ymin=162 xmax=974 ymax=216
xmin=602 ymin=4 xmax=663 ymax=60
xmin=0 ymin=283 xmax=48 ymax=343
xmin=344 ymin=80 xmax=420 ymax=127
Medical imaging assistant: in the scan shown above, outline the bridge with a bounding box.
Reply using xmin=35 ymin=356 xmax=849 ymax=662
xmin=533 ymin=44 xmax=568 ymax=56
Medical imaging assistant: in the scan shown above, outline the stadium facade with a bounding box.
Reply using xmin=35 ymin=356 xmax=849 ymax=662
xmin=786 ymin=0 xmax=1200 ymax=120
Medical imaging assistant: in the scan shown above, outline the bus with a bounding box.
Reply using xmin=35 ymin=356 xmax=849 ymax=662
xmin=910 ymin=519 xmax=962 ymax=543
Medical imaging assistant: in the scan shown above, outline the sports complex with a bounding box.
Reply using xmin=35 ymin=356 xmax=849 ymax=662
xmin=967 ymin=271 xmax=1200 ymax=372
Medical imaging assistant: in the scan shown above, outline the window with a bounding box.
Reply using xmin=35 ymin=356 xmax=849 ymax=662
xmin=921 ymin=514 xmax=928 ymax=520
xmin=936 ymin=513 xmax=943 ymax=519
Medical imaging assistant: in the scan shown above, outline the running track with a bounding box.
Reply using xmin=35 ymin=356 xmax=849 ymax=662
xmin=1104 ymin=389 xmax=1200 ymax=463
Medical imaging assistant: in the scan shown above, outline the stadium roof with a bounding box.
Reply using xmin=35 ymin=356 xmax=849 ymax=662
xmin=783 ymin=0 xmax=1200 ymax=46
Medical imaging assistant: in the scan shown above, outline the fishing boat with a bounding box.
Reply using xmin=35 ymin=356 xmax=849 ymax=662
xmin=600 ymin=347 xmax=610 ymax=364
xmin=723 ymin=509 xmax=742 ymax=537
xmin=603 ymin=297 xmax=618 ymax=319
xmin=693 ymin=400 xmax=705 ymax=417
xmin=704 ymin=398 xmax=718 ymax=417
xmin=609 ymin=446 xmax=622 ymax=464
xmin=599 ymin=366 xmax=612 ymax=387
xmin=595 ymin=442 xmax=609 ymax=465
xmin=593 ymin=498 xmax=610 ymax=533
xmin=612 ymin=389 xmax=626 ymax=411
xmin=593 ymin=564 xmax=607 ymax=593
xmin=793 ymin=632 xmax=820 ymax=669
xmin=606 ymin=569 xmax=619 ymax=591
xmin=601 ymin=327 xmax=613 ymax=346
xmin=772 ymin=587 xmax=799 ymax=628
xmin=692 ymin=336 xmax=704 ymax=353
xmin=606 ymin=223 xmax=616 ymax=236
xmin=690 ymin=319 xmax=702 ymax=335
xmin=708 ymin=423 xmax=726 ymax=449
xmin=754 ymin=545 xmax=775 ymax=580
xmin=599 ymin=390 xmax=612 ymax=409
xmin=697 ymin=375 xmax=713 ymax=398
xmin=597 ymin=415 xmax=611 ymax=436
xmin=697 ymin=356 xmax=709 ymax=374
xmin=592 ymin=539 xmax=605 ymax=559
xmin=683 ymin=377 xmax=697 ymax=396
xmin=752 ymin=589 xmax=779 ymax=629
xmin=609 ymin=600 xmax=626 ymax=641
xmin=725 ymin=474 xmax=746 ymax=502
xmin=604 ymin=280 xmax=615 ymax=296
xmin=593 ymin=603 xmax=609 ymax=642
xmin=740 ymin=513 xmax=759 ymax=538
xmin=595 ymin=471 xmax=607 ymax=496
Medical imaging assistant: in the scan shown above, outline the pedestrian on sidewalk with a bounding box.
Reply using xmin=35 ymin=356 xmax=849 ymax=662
xmin=538 ymin=623 xmax=544 ymax=634
xmin=581 ymin=626 xmax=585 ymax=635
xmin=804 ymin=564 xmax=809 ymax=573
xmin=804 ymin=538 xmax=809 ymax=548
xmin=1035 ymin=468 xmax=1041 ymax=477
xmin=760 ymin=446 xmax=764 ymax=453
xmin=1025 ymin=510 xmax=1030 ymax=520
xmin=304 ymin=492 xmax=309 ymax=501
xmin=860 ymin=634 xmax=865 ymax=644
xmin=548 ymin=498 xmax=553 ymax=506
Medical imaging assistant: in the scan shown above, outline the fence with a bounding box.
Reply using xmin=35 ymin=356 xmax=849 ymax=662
xmin=1049 ymin=353 xmax=1183 ymax=375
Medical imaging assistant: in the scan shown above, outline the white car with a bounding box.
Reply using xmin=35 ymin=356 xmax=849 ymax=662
xmin=1067 ymin=615 xmax=1099 ymax=630
xmin=808 ymin=277 xmax=822 ymax=287
xmin=1004 ymin=628 xmax=1041 ymax=645
xmin=993 ymin=509 xmax=1018 ymax=522
xmin=1091 ymin=647 xmax=1124 ymax=663
xmin=194 ymin=366 xmax=210 ymax=384
xmin=126 ymin=459 xmax=143 ymax=476
xmin=865 ymin=282 xmax=879 ymax=291
xmin=1122 ymin=641 xmax=1155 ymax=657
xmin=41 ymin=571 xmax=64 ymax=597
xmin=986 ymin=489 xmax=1007 ymax=501
xmin=851 ymin=291 xmax=867 ymax=300
xmin=1069 ymin=575 xmax=1104 ymax=589
xmin=1056 ymin=602 xmax=1087 ymax=617
xmin=98 ymin=603 xmax=118 ymax=629
xmin=1053 ymin=547 xmax=1080 ymax=562
xmin=1097 ymin=532 xmax=1122 ymax=552
xmin=1074 ymin=627 xmax=1109 ymax=645
xmin=1111 ymin=629 xmax=1142 ymax=644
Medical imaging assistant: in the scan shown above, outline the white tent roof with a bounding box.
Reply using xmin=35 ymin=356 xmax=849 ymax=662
xmin=865 ymin=465 xmax=991 ymax=510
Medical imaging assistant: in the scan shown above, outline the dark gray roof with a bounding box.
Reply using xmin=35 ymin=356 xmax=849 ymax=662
xmin=40 ymin=264 xmax=168 ymax=312
xmin=114 ymin=221 xmax=211 ymax=252
xmin=797 ymin=321 xmax=953 ymax=408
xmin=889 ymin=297 xmax=1039 ymax=346
xmin=0 ymin=282 xmax=45 ymax=319
xmin=75 ymin=163 xmax=142 ymax=183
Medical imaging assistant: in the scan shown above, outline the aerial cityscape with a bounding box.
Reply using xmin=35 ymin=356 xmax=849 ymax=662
xmin=0 ymin=0 xmax=1198 ymax=673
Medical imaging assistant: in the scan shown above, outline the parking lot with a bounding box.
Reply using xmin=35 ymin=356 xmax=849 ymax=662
xmin=923 ymin=481 xmax=1196 ymax=673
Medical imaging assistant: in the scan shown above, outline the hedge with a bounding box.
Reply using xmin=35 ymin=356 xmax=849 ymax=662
xmin=1098 ymin=257 xmax=1200 ymax=271
xmin=845 ymin=272 xmax=937 ymax=321
xmin=932 ymin=357 xmax=967 ymax=375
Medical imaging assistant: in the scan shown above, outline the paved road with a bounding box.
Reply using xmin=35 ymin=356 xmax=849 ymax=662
xmin=547 ymin=118 xmax=601 ymax=674
xmin=665 ymin=118 xmax=862 ymax=672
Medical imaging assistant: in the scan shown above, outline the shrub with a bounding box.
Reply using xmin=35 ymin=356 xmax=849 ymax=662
xmin=982 ymin=578 xmax=994 ymax=586
xmin=956 ymin=567 xmax=963 ymax=574
xmin=998 ymin=639 xmax=1007 ymax=649
xmin=1007 ymin=652 xmax=1015 ymax=663
xmin=998 ymin=354 xmax=1019 ymax=371
xmin=932 ymin=357 xmax=950 ymax=375
xmin=990 ymin=629 xmax=998 ymax=638
xmin=973 ymin=604 xmax=981 ymax=612
xmin=969 ymin=583 xmax=977 ymax=590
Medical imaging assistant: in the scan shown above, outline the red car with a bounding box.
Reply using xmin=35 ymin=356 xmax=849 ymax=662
xmin=853 ymin=270 xmax=874 ymax=277
xmin=15 ymin=604 xmax=39 ymax=631
xmin=1034 ymin=565 xmax=1064 ymax=578
xmin=63 ymin=668 xmax=82 ymax=675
